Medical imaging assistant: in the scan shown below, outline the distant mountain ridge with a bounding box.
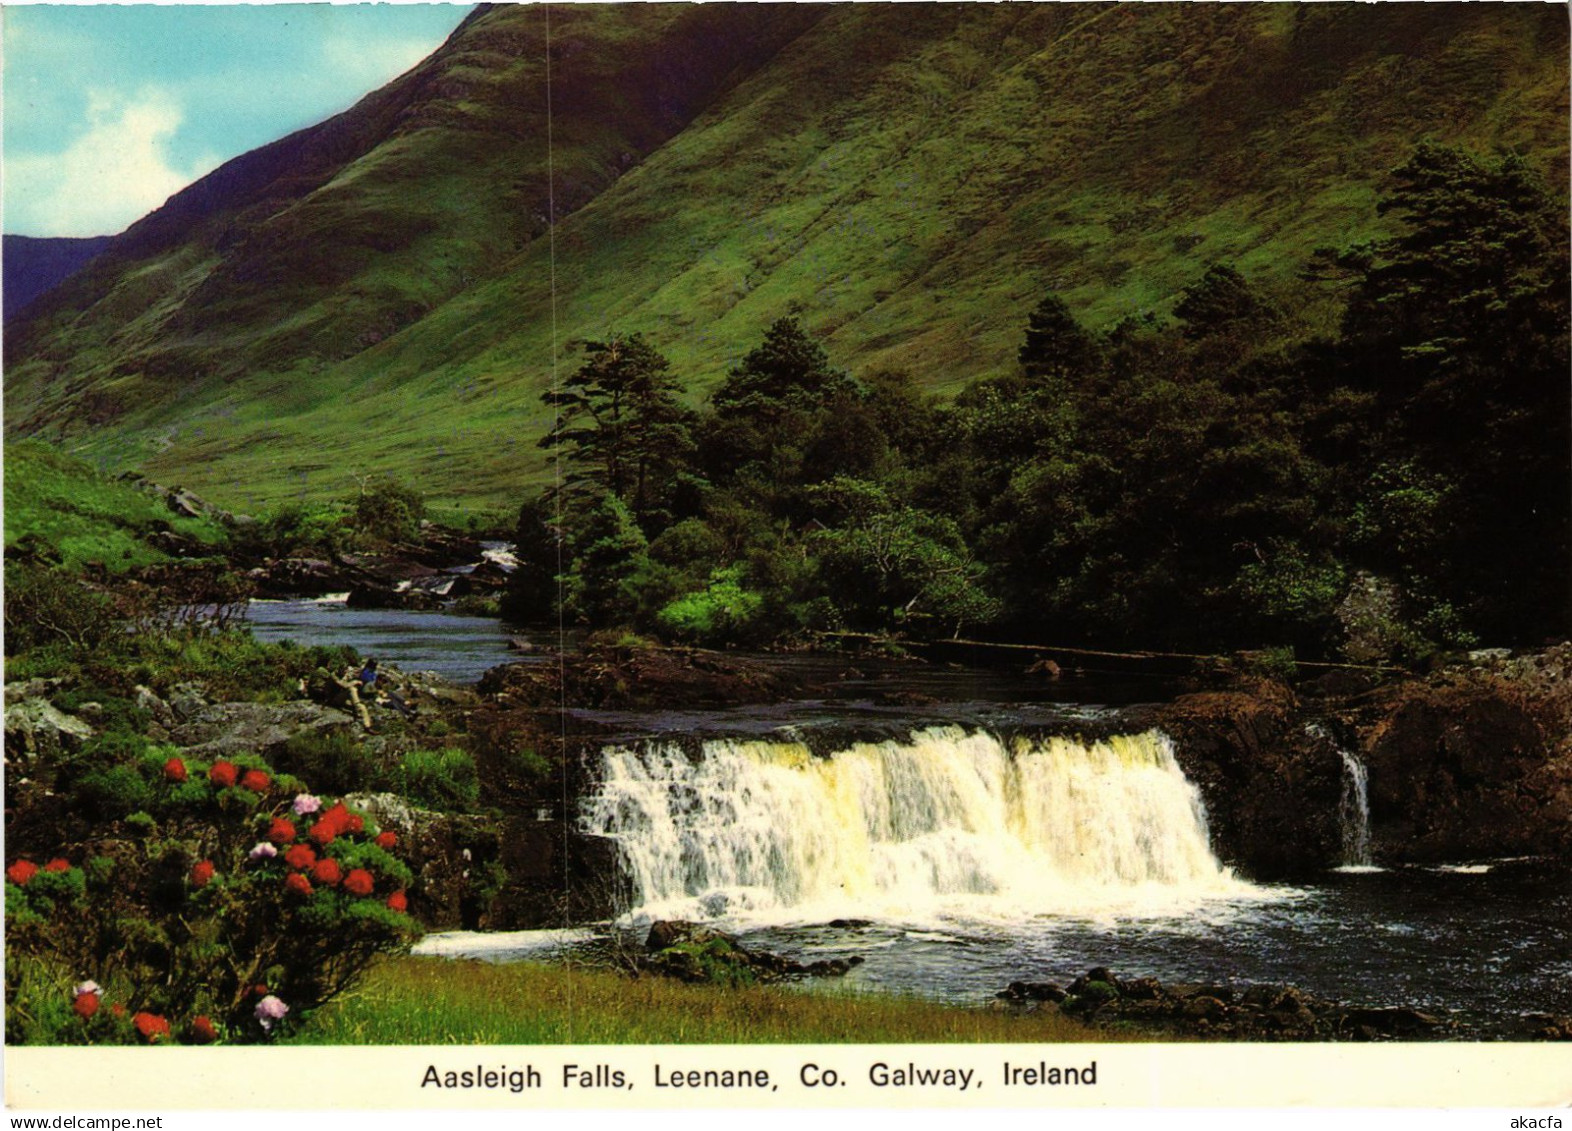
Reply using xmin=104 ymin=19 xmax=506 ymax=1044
xmin=3 ymin=235 xmax=115 ymax=322
xmin=5 ymin=3 xmax=1566 ymax=508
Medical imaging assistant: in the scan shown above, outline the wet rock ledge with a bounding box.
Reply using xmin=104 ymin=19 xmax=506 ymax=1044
xmin=639 ymin=920 xmax=863 ymax=985
xmin=995 ymin=967 xmax=1572 ymax=1042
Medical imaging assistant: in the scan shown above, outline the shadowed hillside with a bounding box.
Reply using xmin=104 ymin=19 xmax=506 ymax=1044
xmin=6 ymin=3 xmax=1566 ymax=508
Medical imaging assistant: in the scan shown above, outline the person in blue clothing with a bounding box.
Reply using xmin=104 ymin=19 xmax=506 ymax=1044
xmin=357 ymin=658 xmax=415 ymax=719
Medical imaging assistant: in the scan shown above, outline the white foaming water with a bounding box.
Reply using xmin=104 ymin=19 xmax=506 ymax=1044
xmin=1310 ymin=722 xmax=1376 ymax=870
xmin=581 ymin=727 xmax=1265 ymax=926
xmin=413 ymin=928 xmax=595 ymax=959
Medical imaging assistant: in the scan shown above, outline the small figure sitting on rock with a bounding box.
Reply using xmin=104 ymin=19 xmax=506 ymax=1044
xmin=356 ymin=658 xmax=416 ymax=721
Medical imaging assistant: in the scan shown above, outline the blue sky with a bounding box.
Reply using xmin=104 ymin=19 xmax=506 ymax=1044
xmin=3 ymin=3 xmax=473 ymax=237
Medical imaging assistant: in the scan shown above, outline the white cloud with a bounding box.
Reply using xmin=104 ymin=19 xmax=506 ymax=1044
xmin=5 ymin=87 xmax=218 ymax=237
xmin=321 ymin=34 xmax=437 ymax=99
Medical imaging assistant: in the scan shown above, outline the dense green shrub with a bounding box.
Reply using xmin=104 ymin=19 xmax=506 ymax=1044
xmin=656 ymin=565 xmax=765 ymax=645
xmin=3 ymin=561 xmax=121 ymax=655
xmin=274 ymin=731 xmax=386 ymax=797
xmin=397 ymin=748 xmax=479 ymax=811
xmin=5 ymin=763 xmax=419 ymax=1045
xmin=352 ymin=479 xmax=426 ymax=544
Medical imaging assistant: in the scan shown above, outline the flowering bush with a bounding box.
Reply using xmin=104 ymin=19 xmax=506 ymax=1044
xmin=5 ymin=753 xmax=419 ymax=1045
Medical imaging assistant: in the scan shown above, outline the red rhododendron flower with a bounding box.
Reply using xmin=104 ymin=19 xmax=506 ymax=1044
xmin=190 ymin=860 xmax=216 ymax=888
xmin=308 ymin=820 xmax=337 ymax=847
xmin=320 ymin=802 xmax=351 ymax=834
xmin=310 ymin=858 xmax=342 ymax=887
xmin=374 ymin=831 xmax=398 ymax=850
xmin=240 ymin=769 xmax=271 ymax=793
xmin=44 ymin=858 xmax=71 ymax=873
xmin=284 ymin=844 xmax=316 ymax=871
xmin=191 ymin=1015 xmax=217 ymax=1044
xmin=266 ymin=817 xmax=297 ymax=845
xmin=6 ymin=860 xmax=38 ymax=886
xmin=386 ymin=890 xmax=408 ymax=913
xmin=345 ymin=815 xmax=365 ymax=835
xmin=208 ymin=761 xmax=238 ymax=788
xmin=164 ymin=757 xmax=188 ymax=782
xmin=343 ymin=868 xmax=375 ymax=897
xmin=73 ymin=992 xmax=100 ymax=1020
xmin=133 ymin=1012 xmax=170 ymax=1043
xmin=251 ymin=984 xmax=269 ymax=998
xmin=284 ymin=872 xmax=313 ymax=897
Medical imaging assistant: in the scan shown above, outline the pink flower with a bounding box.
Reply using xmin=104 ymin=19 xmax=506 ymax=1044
xmin=254 ymin=995 xmax=289 ymax=1032
xmin=291 ymin=794 xmax=321 ymax=816
xmin=248 ymin=842 xmax=278 ymax=861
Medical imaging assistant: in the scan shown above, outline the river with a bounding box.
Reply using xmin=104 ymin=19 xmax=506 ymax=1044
xmin=247 ymin=598 xmax=1571 ymax=1036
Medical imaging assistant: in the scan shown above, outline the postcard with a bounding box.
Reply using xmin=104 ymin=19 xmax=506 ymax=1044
xmin=4 ymin=1 xmax=1569 ymax=1120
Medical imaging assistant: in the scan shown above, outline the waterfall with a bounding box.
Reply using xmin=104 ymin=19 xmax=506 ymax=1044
xmin=580 ymin=726 xmax=1259 ymax=924
xmin=1310 ymin=723 xmax=1376 ymax=870
xmin=1336 ymin=748 xmax=1374 ymax=869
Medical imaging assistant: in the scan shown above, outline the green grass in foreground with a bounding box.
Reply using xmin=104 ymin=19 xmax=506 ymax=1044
xmin=292 ymin=956 xmax=1150 ymax=1044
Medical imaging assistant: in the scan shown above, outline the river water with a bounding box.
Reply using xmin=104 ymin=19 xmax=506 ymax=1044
xmin=248 ymin=599 xmax=1571 ymax=1036
xmin=242 ymin=594 xmax=529 ymax=683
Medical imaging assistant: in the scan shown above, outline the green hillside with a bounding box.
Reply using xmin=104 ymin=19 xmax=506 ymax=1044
xmin=6 ymin=3 xmax=1566 ymax=509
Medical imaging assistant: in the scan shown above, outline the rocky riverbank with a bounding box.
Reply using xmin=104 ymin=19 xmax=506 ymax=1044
xmin=994 ymin=966 xmax=1572 ymax=1042
xmin=1151 ymin=646 xmax=1572 ymax=876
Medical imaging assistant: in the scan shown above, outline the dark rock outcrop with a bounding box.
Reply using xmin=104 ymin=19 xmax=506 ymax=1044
xmin=1156 ymin=647 xmax=1572 ymax=873
xmin=997 ymin=967 xmax=1454 ymax=1041
xmin=642 ymin=920 xmax=863 ymax=984
xmin=478 ymin=644 xmax=810 ymax=711
xmin=169 ymin=701 xmax=356 ymax=761
xmin=1154 ymin=682 xmax=1343 ymax=877
xmin=1352 ymin=671 xmax=1572 ymax=862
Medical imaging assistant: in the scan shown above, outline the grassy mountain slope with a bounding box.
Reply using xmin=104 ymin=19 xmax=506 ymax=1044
xmin=6 ymin=3 xmax=1566 ymax=509
xmin=3 ymin=441 xmax=226 ymax=572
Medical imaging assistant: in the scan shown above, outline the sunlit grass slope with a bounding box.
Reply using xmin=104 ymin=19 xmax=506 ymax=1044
xmin=290 ymin=956 xmax=1148 ymax=1044
xmin=7 ymin=4 xmax=1566 ymax=510
xmin=2 ymin=441 xmax=227 ymax=572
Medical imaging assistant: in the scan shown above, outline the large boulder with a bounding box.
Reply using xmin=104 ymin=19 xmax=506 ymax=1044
xmin=1155 ymin=682 xmax=1344 ymax=878
xmin=1353 ymin=672 xmax=1572 ymax=862
xmin=4 ymin=696 xmax=94 ymax=767
xmin=169 ymin=701 xmax=355 ymax=761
